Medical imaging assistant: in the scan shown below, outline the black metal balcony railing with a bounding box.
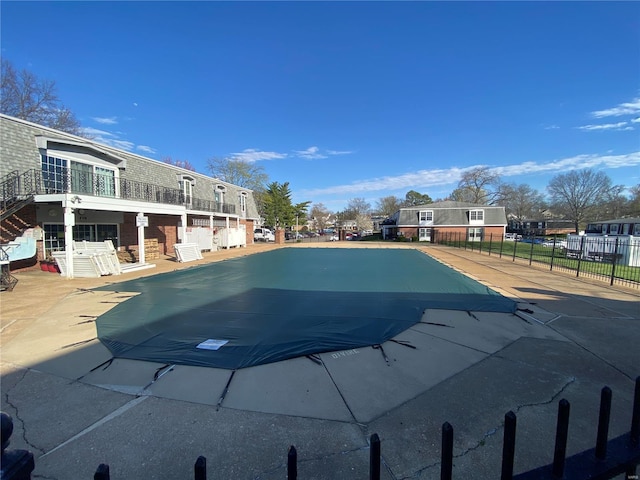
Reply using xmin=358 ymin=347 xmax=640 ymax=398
xmin=1 ymin=169 xmax=235 ymax=215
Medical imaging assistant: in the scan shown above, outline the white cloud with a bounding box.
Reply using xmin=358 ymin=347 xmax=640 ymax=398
xmin=300 ymin=167 xmax=464 ymax=196
xmin=544 ymin=124 xmax=560 ymax=130
xmin=294 ymin=146 xmax=327 ymax=160
xmin=137 ymin=145 xmax=156 ymax=154
xmin=631 ymin=117 xmax=640 ymax=124
xmin=92 ymin=116 xmax=118 ymax=125
xmin=591 ymin=97 xmax=640 ymax=118
xmin=327 ymin=149 xmax=353 ymax=155
xmin=300 ymin=152 xmax=640 ymax=197
xmin=229 ymin=148 xmax=288 ymax=163
xmin=109 ymin=139 xmax=135 ymax=151
xmin=82 ymin=127 xmax=114 ymax=138
xmin=577 ymin=122 xmax=631 ymax=131
xmin=81 ymin=127 xmax=139 ymax=152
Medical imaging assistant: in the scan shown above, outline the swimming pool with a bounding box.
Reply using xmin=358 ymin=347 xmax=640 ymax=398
xmin=95 ymin=248 xmax=517 ymax=369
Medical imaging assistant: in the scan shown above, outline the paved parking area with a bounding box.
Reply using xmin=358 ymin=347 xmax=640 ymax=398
xmin=1 ymin=243 xmax=638 ymax=479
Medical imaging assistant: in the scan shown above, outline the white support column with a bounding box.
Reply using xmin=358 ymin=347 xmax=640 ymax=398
xmin=64 ymin=205 xmax=75 ymax=278
xmin=136 ymin=213 xmax=148 ymax=265
xmin=180 ymin=213 xmax=188 ymax=242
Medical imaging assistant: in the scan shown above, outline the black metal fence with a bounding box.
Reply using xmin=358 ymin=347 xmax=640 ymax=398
xmin=433 ymin=232 xmax=640 ymax=290
xmin=1 ymin=379 xmax=638 ymax=479
xmin=0 ymin=169 xmax=235 ymax=215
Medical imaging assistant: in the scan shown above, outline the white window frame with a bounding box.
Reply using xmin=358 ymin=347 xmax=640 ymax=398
xmin=419 ymin=210 xmax=433 ymax=226
xmin=469 ymin=209 xmax=484 ymax=225
xmin=239 ymin=191 xmax=247 ymax=216
xmin=215 ymin=185 xmax=226 ymax=207
xmin=41 ymin=154 xmax=119 ymax=197
xmin=419 ymin=227 xmax=432 ymax=242
xmin=468 ymin=227 xmax=483 ymax=242
xmin=180 ymin=176 xmax=194 ymax=207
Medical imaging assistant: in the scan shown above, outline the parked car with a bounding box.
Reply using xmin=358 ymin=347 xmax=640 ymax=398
xmin=254 ymin=228 xmax=275 ymax=242
xmin=504 ymin=233 xmax=522 ymax=241
xmin=329 ymin=234 xmax=339 ymax=241
xmin=542 ymin=239 xmax=567 ymax=249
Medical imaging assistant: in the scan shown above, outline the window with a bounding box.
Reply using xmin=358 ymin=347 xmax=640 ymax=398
xmin=468 ymin=227 xmax=483 ymax=242
xmin=239 ymin=192 xmax=247 ymax=214
xmin=43 ymin=223 xmax=119 ymax=256
xmin=180 ymin=178 xmax=193 ymax=206
xmin=41 ymin=155 xmax=117 ymax=197
xmin=96 ymin=167 xmax=116 ymax=197
xmin=215 ymin=185 xmax=226 ymax=209
xmin=42 ymin=156 xmax=67 ymax=193
xmin=419 ymin=228 xmax=432 ymax=242
xmin=469 ymin=209 xmax=484 ymax=225
xmin=419 ymin=210 xmax=433 ymax=225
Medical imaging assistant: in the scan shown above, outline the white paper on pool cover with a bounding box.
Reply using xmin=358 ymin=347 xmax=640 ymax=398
xmin=196 ymin=339 xmax=229 ymax=350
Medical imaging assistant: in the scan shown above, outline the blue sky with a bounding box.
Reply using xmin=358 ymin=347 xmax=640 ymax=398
xmin=2 ymin=1 xmax=639 ymax=212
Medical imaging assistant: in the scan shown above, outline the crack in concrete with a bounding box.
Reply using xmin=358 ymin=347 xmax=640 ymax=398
xmin=2 ymin=368 xmax=46 ymax=456
xmin=252 ymin=443 xmax=371 ymax=480
xmin=398 ymin=376 xmax=576 ymax=479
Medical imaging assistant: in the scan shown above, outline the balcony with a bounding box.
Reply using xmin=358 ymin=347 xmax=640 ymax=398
xmin=2 ymin=169 xmax=236 ymax=215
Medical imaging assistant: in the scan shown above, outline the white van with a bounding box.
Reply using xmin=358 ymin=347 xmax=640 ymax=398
xmin=504 ymin=233 xmax=522 ymax=241
xmin=254 ymin=228 xmax=275 ymax=242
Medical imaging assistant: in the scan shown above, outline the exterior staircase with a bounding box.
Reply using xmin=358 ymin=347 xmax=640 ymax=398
xmin=1 ymin=170 xmax=40 ymax=222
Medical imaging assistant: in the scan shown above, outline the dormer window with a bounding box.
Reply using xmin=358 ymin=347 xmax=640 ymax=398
xmin=419 ymin=210 xmax=433 ymax=226
xmin=215 ymin=185 xmax=226 ymax=206
xmin=179 ymin=175 xmax=195 ymax=206
xmin=239 ymin=191 xmax=247 ymax=214
xmin=469 ymin=209 xmax=484 ymax=225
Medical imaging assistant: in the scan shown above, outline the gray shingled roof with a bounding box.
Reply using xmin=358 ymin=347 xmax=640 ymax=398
xmin=395 ymin=202 xmax=507 ymax=227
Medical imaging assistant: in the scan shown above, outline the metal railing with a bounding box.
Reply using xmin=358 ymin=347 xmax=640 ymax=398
xmin=1 ymin=169 xmax=236 ymax=215
xmin=433 ymin=232 xmax=640 ymax=289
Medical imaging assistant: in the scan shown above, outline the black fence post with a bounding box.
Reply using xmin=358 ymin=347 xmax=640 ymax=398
xmin=576 ymin=235 xmax=585 ymax=278
xmin=631 ymin=376 xmax=640 ymax=445
xmin=609 ymin=238 xmax=619 ymax=286
xmin=501 ymin=411 xmax=517 ymax=480
xmin=288 ymin=445 xmax=297 ymax=480
xmin=369 ymin=433 xmax=380 ymax=480
xmin=441 ymin=422 xmax=453 ymax=480
xmin=488 ymin=233 xmax=493 ymax=256
xmin=550 ymin=238 xmax=556 ymax=272
xmin=528 ymin=237 xmax=535 ymax=266
xmin=512 ymin=238 xmax=518 ymax=262
xmin=595 ymin=386 xmax=612 ymax=460
xmin=94 ymin=464 xmax=110 ymax=480
xmin=552 ymin=399 xmax=570 ymax=478
xmin=194 ymin=456 xmax=206 ymax=480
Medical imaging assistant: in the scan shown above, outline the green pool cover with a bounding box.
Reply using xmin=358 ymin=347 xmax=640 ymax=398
xmin=95 ymin=248 xmax=517 ymax=369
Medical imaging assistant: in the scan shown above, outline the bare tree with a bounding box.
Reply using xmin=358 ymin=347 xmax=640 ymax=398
xmin=547 ymin=169 xmax=617 ymax=233
xmin=162 ymin=156 xmax=196 ymax=172
xmin=452 ymin=167 xmax=502 ymax=204
xmin=628 ymin=185 xmax=640 ymax=217
xmin=309 ymin=203 xmax=332 ymax=232
xmin=1 ymin=59 xmax=83 ymax=136
xmin=376 ymin=196 xmax=404 ymax=217
xmin=206 ymin=156 xmax=268 ymax=191
xmin=345 ymin=197 xmax=371 ymax=216
xmin=595 ymin=185 xmax=629 ymax=221
xmin=498 ymin=183 xmax=546 ymax=222
xmin=355 ymin=213 xmax=374 ymax=233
